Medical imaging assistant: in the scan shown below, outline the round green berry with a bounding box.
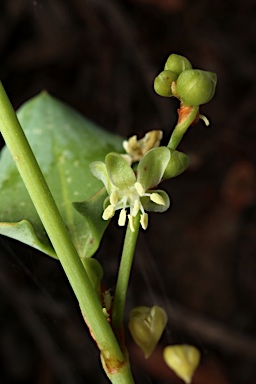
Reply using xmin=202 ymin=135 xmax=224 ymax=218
xmin=164 ymin=54 xmax=192 ymax=76
xmin=154 ymin=70 xmax=178 ymax=97
xmin=176 ymin=69 xmax=217 ymax=106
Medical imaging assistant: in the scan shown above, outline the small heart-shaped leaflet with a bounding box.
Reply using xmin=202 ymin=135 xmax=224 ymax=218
xmin=163 ymin=344 xmax=200 ymax=383
xmin=128 ymin=305 xmax=167 ymax=358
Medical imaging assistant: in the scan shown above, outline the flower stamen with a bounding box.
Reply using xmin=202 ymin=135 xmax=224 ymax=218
xmin=150 ymin=192 xmax=166 ymax=205
xmin=140 ymin=213 xmax=148 ymax=230
xmin=110 ymin=191 xmax=119 ymax=205
xmin=103 ymin=205 xmax=115 ymax=220
xmin=128 ymin=214 xmax=135 ymax=232
xmin=132 ymin=199 xmax=140 ymax=217
xmin=199 ymin=114 xmax=210 ymax=126
xmin=118 ymin=209 xmax=127 ymax=226
xmin=134 ymin=182 xmax=145 ymax=196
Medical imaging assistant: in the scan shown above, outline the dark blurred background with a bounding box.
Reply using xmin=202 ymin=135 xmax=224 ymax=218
xmin=0 ymin=0 xmax=256 ymax=383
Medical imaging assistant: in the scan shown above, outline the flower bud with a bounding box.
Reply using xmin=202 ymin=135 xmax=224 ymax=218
xmin=163 ymin=148 xmax=189 ymax=180
xmin=128 ymin=305 xmax=167 ymax=358
xmin=163 ymin=344 xmax=200 ymax=384
xmin=164 ymin=54 xmax=192 ymax=76
xmin=176 ymin=69 xmax=217 ymax=106
xmin=81 ymin=258 xmax=103 ymax=293
xmin=123 ymin=130 xmax=163 ymax=163
xmin=154 ymin=70 xmax=178 ymax=97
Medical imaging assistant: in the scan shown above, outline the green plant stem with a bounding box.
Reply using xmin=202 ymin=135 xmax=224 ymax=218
xmin=101 ymin=349 xmax=134 ymax=384
xmin=0 ymin=82 xmax=134 ymax=384
xmin=112 ymin=215 xmax=140 ymax=336
xmin=168 ymin=105 xmax=199 ymax=150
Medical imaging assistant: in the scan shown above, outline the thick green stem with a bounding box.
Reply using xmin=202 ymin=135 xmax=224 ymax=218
xmin=101 ymin=349 xmax=135 ymax=384
xmin=112 ymin=215 xmax=140 ymax=334
xmin=168 ymin=105 xmax=199 ymax=150
xmin=0 ymin=82 xmax=134 ymax=383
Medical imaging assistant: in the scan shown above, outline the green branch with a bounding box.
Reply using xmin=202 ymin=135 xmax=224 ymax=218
xmin=0 ymin=82 xmax=134 ymax=383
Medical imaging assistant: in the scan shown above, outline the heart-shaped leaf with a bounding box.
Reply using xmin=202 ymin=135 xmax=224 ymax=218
xmin=128 ymin=305 xmax=167 ymax=358
xmin=163 ymin=344 xmax=200 ymax=383
xmin=0 ymin=92 xmax=123 ymax=258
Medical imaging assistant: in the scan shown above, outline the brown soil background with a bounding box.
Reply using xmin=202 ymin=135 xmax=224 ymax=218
xmin=0 ymin=0 xmax=256 ymax=383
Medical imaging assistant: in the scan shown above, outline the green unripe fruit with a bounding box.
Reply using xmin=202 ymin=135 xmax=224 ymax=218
xmin=154 ymin=70 xmax=178 ymax=97
xmin=164 ymin=54 xmax=192 ymax=76
xmin=176 ymin=69 xmax=217 ymax=106
xmin=163 ymin=149 xmax=189 ymax=180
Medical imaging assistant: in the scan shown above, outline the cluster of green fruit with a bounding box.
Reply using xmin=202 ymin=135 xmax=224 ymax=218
xmin=154 ymin=53 xmax=217 ymax=107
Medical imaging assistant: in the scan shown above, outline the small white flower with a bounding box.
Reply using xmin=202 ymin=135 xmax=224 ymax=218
xmin=90 ymin=147 xmax=171 ymax=232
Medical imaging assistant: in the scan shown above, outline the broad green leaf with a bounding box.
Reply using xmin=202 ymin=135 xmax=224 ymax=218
xmin=72 ymin=187 xmax=109 ymax=256
xmin=0 ymin=92 xmax=123 ymax=258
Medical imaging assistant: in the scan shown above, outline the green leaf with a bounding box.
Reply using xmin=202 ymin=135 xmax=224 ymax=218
xmin=128 ymin=305 xmax=168 ymax=358
xmin=163 ymin=344 xmax=200 ymax=384
xmin=0 ymin=92 xmax=123 ymax=258
xmin=80 ymin=257 xmax=104 ymax=294
xmin=0 ymin=220 xmax=57 ymax=258
xmin=72 ymin=187 xmax=108 ymax=257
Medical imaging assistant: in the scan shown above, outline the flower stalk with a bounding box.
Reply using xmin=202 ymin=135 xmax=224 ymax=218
xmin=112 ymin=214 xmax=140 ymax=342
